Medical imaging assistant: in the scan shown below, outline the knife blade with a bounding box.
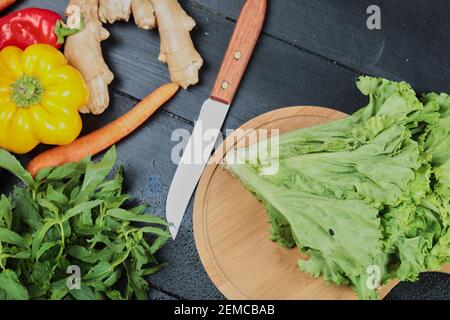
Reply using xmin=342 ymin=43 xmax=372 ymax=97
xmin=167 ymin=99 xmax=229 ymax=238
xmin=166 ymin=0 xmax=267 ymax=239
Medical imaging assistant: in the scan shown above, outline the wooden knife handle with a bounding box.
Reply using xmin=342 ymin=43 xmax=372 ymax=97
xmin=0 ymin=0 xmax=16 ymax=12
xmin=210 ymin=0 xmax=267 ymax=105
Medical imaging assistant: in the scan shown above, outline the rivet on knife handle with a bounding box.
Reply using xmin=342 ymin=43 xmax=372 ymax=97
xmin=210 ymin=0 xmax=267 ymax=105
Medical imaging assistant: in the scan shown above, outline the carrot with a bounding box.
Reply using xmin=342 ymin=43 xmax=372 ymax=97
xmin=27 ymin=82 xmax=179 ymax=177
xmin=0 ymin=0 xmax=16 ymax=12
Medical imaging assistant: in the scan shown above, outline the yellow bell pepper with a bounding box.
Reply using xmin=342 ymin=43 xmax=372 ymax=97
xmin=0 ymin=44 xmax=88 ymax=154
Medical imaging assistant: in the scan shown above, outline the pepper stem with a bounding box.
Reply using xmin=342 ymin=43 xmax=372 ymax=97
xmin=54 ymin=14 xmax=84 ymax=45
xmin=11 ymin=75 xmax=44 ymax=108
xmin=55 ymin=18 xmax=84 ymax=45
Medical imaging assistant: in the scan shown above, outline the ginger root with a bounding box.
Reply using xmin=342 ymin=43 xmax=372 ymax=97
xmin=64 ymin=0 xmax=114 ymax=114
xmin=99 ymin=0 xmax=202 ymax=89
xmin=99 ymin=0 xmax=131 ymax=24
xmin=64 ymin=0 xmax=201 ymax=114
xmin=99 ymin=0 xmax=156 ymax=30
xmin=152 ymin=0 xmax=203 ymax=89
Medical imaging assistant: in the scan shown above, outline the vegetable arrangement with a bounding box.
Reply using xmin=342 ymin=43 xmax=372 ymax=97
xmin=1 ymin=0 xmax=199 ymax=152
xmin=225 ymin=77 xmax=450 ymax=299
xmin=0 ymin=147 xmax=170 ymax=300
xmin=0 ymin=44 xmax=88 ymax=154
xmin=0 ymin=0 xmax=199 ymax=301
xmin=97 ymin=0 xmax=203 ymax=89
xmin=65 ymin=0 xmax=202 ymax=114
xmin=27 ymin=82 xmax=179 ymax=177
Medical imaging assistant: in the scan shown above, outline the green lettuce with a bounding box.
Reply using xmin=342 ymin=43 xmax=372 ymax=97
xmin=225 ymin=77 xmax=449 ymax=299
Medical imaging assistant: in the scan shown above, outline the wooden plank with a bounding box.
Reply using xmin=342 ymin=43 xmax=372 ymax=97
xmin=191 ymin=0 xmax=450 ymax=93
xmin=2 ymin=0 xmax=448 ymax=301
xmin=0 ymin=91 xmax=223 ymax=299
xmin=103 ymin=2 xmax=366 ymax=130
xmin=149 ymin=288 xmax=179 ymax=300
xmin=6 ymin=0 xmax=367 ymax=132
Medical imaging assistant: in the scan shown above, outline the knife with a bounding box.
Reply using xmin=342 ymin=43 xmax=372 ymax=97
xmin=166 ymin=0 xmax=267 ymax=239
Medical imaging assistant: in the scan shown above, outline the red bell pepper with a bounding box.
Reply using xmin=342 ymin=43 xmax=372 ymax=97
xmin=0 ymin=7 xmax=82 ymax=50
xmin=0 ymin=0 xmax=16 ymax=13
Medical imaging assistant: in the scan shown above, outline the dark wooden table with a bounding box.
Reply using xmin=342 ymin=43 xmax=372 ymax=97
xmin=1 ymin=0 xmax=449 ymax=300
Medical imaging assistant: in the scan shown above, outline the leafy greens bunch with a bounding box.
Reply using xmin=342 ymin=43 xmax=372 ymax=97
xmin=225 ymin=77 xmax=449 ymax=299
xmin=0 ymin=147 xmax=170 ymax=300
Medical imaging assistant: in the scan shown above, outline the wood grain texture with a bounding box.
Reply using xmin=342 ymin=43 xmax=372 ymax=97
xmin=194 ymin=106 xmax=450 ymax=300
xmin=5 ymin=0 xmax=367 ymax=131
xmin=210 ymin=0 xmax=267 ymax=104
xmin=192 ymin=0 xmax=450 ymax=93
xmin=0 ymin=90 xmax=219 ymax=300
xmin=2 ymin=0 xmax=449 ymax=300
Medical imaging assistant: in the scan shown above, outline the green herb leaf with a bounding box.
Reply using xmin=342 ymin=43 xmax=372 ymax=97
xmin=141 ymin=263 xmax=168 ymax=276
xmin=47 ymin=159 xmax=90 ymax=180
xmin=6 ymin=251 xmax=31 ymax=260
xmin=13 ymin=187 xmax=42 ymax=231
xmin=37 ymin=197 xmax=59 ymax=216
xmin=140 ymin=226 xmax=171 ymax=237
xmin=67 ymin=245 xmax=97 ymax=264
xmin=0 ymin=270 xmax=29 ymax=300
xmin=61 ymin=200 xmax=103 ymax=222
xmin=126 ymin=266 xmax=149 ymax=300
xmin=75 ymin=147 xmax=117 ymax=203
xmin=83 ymin=261 xmax=114 ymax=282
xmin=45 ymin=185 xmax=69 ymax=207
xmin=70 ymin=285 xmax=104 ymax=300
xmin=36 ymin=241 xmax=61 ymax=261
xmin=97 ymin=166 xmax=124 ymax=194
xmin=0 ymin=195 xmax=12 ymax=229
xmin=49 ymin=279 xmax=70 ymax=300
xmin=105 ymin=289 xmax=124 ymax=300
xmin=103 ymin=269 xmax=122 ymax=287
xmin=0 ymin=149 xmax=34 ymax=188
xmin=106 ymin=209 xmax=168 ymax=225
xmin=148 ymin=235 xmax=171 ymax=255
xmin=0 ymin=147 xmax=168 ymax=300
xmin=31 ymin=220 xmax=59 ymax=258
xmin=0 ymin=227 xmax=28 ymax=248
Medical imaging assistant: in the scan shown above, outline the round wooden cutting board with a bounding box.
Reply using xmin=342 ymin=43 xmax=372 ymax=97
xmin=193 ymin=106 xmax=450 ymax=300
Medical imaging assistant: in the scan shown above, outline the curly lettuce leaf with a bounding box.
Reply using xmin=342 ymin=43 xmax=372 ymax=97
xmin=225 ymin=77 xmax=449 ymax=300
